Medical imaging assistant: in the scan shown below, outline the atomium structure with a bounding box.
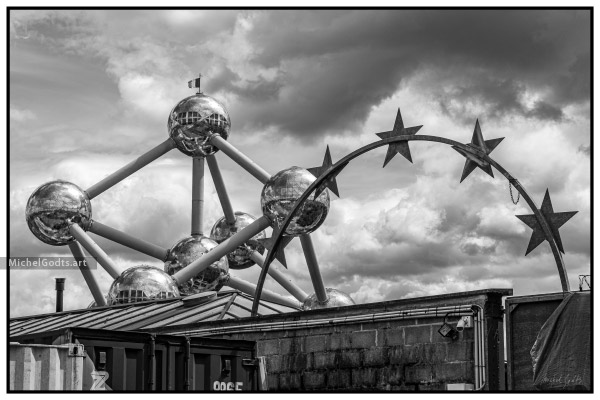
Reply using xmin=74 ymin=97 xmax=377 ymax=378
xmin=25 ymin=76 xmax=578 ymax=315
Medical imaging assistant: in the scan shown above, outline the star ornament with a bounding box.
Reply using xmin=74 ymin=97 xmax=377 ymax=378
xmin=516 ymin=189 xmax=578 ymax=255
xmin=256 ymin=231 xmax=294 ymax=268
xmin=375 ymin=108 xmax=423 ymax=167
xmin=452 ymin=119 xmax=504 ymax=183
xmin=307 ymin=146 xmax=342 ymax=198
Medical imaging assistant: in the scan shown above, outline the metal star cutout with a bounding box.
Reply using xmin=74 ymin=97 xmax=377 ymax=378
xmin=375 ymin=108 xmax=423 ymax=167
xmin=307 ymin=146 xmax=342 ymax=197
xmin=516 ymin=189 xmax=578 ymax=255
xmin=452 ymin=119 xmax=504 ymax=183
xmin=256 ymin=231 xmax=294 ymax=268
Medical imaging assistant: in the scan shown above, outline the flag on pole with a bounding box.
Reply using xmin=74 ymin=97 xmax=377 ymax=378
xmin=188 ymin=78 xmax=201 ymax=88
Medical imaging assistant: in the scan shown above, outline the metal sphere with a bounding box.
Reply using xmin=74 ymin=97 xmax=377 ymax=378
xmin=164 ymin=236 xmax=229 ymax=295
xmin=261 ymin=166 xmax=330 ymax=236
xmin=303 ymin=288 xmax=355 ymax=310
xmin=168 ymin=94 xmax=231 ymax=157
xmin=25 ymin=180 xmax=92 ymax=246
xmin=210 ymin=212 xmax=266 ymax=270
xmin=107 ymin=265 xmax=180 ymax=305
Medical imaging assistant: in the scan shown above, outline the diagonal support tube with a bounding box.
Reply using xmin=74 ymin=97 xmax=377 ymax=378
xmin=206 ymin=154 xmax=236 ymax=225
xmin=173 ymin=215 xmax=271 ymax=284
xmin=69 ymin=224 xmax=121 ymax=279
xmin=192 ymin=157 xmax=205 ymax=236
xmin=300 ymin=234 xmax=328 ymax=303
xmin=209 ymin=135 xmax=271 ymax=184
xmin=226 ymin=275 xmax=302 ymax=309
xmin=86 ymin=138 xmax=176 ymax=199
xmin=249 ymin=251 xmax=309 ymax=302
xmin=88 ymin=220 xmax=169 ymax=261
xmin=68 ymin=242 xmax=107 ymax=307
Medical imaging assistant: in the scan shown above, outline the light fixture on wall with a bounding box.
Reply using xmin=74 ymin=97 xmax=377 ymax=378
xmin=438 ymin=311 xmax=460 ymax=340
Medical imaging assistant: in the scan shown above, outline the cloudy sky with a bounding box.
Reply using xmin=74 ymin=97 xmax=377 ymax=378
xmin=8 ymin=9 xmax=590 ymax=317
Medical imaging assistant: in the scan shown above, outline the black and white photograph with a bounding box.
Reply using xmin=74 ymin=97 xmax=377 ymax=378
xmin=5 ymin=7 xmax=592 ymax=392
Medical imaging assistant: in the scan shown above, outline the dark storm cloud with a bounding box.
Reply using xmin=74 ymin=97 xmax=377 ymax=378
xmin=577 ymin=144 xmax=590 ymax=156
xmin=14 ymin=10 xmax=589 ymax=140
xmin=8 ymin=9 xmax=590 ymax=315
xmin=459 ymin=241 xmax=497 ymax=256
xmin=527 ymin=101 xmax=564 ymax=121
xmin=436 ymin=78 xmax=565 ymax=124
xmin=321 ymin=243 xmax=465 ymax=281
xmin=220 ymin=10 xmax=589 ymax=139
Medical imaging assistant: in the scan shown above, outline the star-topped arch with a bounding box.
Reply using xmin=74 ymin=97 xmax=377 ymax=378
xmin=375 ymin=108 xmax=423 ymax=167
xmin=516 ymin=189 xmax=578 ymax=255
xmin=453 ymin=119 xmax=504 ymax=182
xmin=307 ymin=146 xmax=343 ymax=198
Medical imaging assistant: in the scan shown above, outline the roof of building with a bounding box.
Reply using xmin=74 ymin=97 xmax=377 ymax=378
xmin=9 ymin=289 xmax=299 ymax=337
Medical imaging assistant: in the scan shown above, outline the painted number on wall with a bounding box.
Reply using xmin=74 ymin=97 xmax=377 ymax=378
xmin=91 ymin=371 xmax=109 ymax=390
xmin=213 ymin=381 xmax=243 ymax=391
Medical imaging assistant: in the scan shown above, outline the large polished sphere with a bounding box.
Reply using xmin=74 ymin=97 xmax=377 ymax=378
xmin=210 ymin=212 xmax=266 ymax=270
xmin=303 ymin=288 xmax=355 ymax=310
xmin=164 ymin=236 xmax=229 ymax=295
xmin=168 ymin=94 xmax=231 ymax=156
xmin=107 ymin=265 xmax=180 ymax=305
xmin=25 ymin=180 xmax=92 ymax=246
xmin=261 ymin=166 xmax=330 ymax=236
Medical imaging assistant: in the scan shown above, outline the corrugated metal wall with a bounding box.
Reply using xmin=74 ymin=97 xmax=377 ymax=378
xmin=9 ymin=343 xmax=84 ymax=390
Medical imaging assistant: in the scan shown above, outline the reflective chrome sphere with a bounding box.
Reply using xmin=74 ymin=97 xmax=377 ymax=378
xmin=25 ymin=180 xmax=92 ymax=246
xmin=303 ymin=288 xmax=355 ymax=310
xmin=168 ymin=94 xmax=231 ymax=156
xmin=210 ymin=212 xmax=266 ymax=270
xmin=165 ymin=236 xmax=229 ymax=295
xmin=107 ymin=265 xmax=180 ymax=305
xmin=261 ymin=166 xmax=330 ymax=236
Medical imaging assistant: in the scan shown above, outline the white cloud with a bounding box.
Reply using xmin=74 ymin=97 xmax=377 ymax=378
xmin=477 ymin=204 xmax=527 ymax=237
xmin=10 ymin=107 xmax=36 ymax=122
xmin=8 ymin=10 xmax=590 ymax=317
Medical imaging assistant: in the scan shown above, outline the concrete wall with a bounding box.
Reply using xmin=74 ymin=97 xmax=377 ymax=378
xmin=252 ymin=315 xmax=475 ymax=390
xmin=149 ymin=288 xmax=511 ymax=391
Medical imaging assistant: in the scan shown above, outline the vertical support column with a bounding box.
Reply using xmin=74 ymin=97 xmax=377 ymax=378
xmin=68 ymin=241 xmax=107 ymax=307
xmin=206 ymin=154 xmax=236 ymax=225
xmin=191 ymin=157 xmax=205 ymax=237
xmin=299 ymin=234 xmax=328 ymax=303
xmin=484 ymin=293 xmax=505 ymax=390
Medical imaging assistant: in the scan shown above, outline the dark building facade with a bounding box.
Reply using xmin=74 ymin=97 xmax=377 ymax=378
xmin=147 ymin=288 xmax=511 ymax=391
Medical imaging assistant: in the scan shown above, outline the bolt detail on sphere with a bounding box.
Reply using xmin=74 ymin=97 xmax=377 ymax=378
xmin=168 ymin=94 xmax=231 ymax=157
xmin=165 ymin=236 xmax=230 ymax=295
xmin=261 ymin=166 xmax=330 ymax=236
xmin=210 ymin=212 xmax=266 ymax=270
xmin=26 ymin=180 xmax=92 ymax=246
xmin=303 ymin=288 xmax=355 ymax=310
xmin=107 ymin=265 xmax=180 ymax=305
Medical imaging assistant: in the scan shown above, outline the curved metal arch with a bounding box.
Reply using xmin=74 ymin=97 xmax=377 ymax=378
xmin=251 ymin=134 xmax=570 ymax=316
